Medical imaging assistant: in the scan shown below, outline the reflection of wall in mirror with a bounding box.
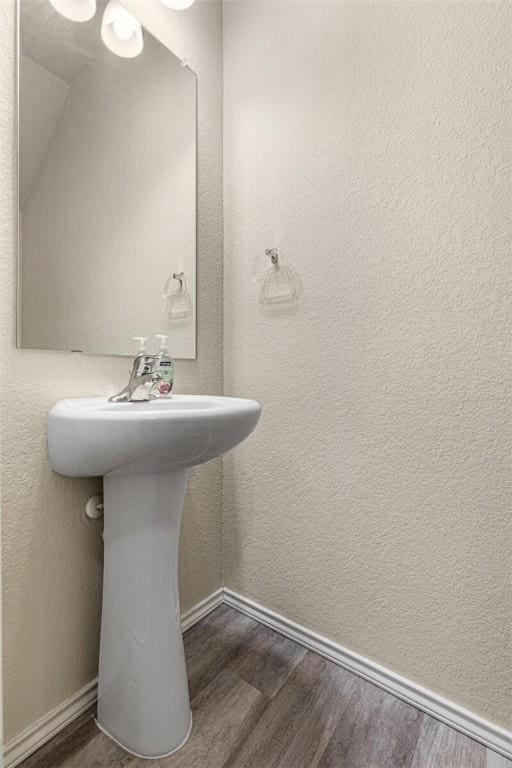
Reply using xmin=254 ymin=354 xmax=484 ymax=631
xmin=20 ymin=33 xmax=195 ymax=358
xmin=19 ymin=57 xmax=69 ymax=207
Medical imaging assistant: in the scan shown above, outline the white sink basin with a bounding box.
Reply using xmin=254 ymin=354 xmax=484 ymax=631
xmin=47 ymin=394 xmax=261 ymax=759
xmin=48 ymin=395 xmax=261 ymax=476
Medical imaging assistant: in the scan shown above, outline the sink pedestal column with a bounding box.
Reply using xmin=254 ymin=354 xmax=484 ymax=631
xmin=97 ymin=469 xmax=193 ymax=758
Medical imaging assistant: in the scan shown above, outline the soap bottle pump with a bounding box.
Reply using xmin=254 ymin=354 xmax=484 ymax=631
xmin=133 ymin=336 xmax=147 ymax=357
xmin=153 ymin=334 xmax=175 ymax=397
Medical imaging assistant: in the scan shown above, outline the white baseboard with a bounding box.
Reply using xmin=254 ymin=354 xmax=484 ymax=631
xmin=3 ymin=679 xmax=98 ymax=768
xmin=6 ymin=587 xmax=512 ymax=766
xmin=224 ymin=589 xmax=512 ymax=761
xmin=4 ymin=587 xmax=223 ymax=768
xmin=181 ymin=587 xmax=224 ymax=632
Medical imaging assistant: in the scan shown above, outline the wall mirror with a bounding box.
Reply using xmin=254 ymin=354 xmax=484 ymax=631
xmin=18 ymin=0 xmax=197 ymax=358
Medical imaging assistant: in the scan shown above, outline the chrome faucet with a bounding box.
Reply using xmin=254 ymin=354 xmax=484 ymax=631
xmin=109 ymin=338 xmax=162 ymax=403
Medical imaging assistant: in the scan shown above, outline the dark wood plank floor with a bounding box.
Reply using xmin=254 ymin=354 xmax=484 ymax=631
xmin=20 ymin=605 xmax=510 ymax=768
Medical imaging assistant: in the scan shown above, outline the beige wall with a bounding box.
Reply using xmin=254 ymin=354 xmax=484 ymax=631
xmin=223 ymin=0 xmax=512 ymax=729
xmin=1 ymin=0 xmax=223 ymax=742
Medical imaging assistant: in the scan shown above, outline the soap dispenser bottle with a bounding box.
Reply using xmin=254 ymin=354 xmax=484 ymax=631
xmin=133 ymin=336 xmax=147 ymax=358
xmin=153 ymin=334 xmax=175 ymax=396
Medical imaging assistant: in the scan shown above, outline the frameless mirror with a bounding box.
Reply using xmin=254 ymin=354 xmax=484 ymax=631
xmin=18 ymin=0 xmax=197 ymax=358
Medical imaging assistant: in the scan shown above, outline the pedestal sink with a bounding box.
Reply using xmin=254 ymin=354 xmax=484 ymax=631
xmin=47 ymin=395 xmax=261 ymax=759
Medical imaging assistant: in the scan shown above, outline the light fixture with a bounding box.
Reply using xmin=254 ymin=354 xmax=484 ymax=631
xmin=48 ymin=0 xmax=96 ymax=22
xmin=101 ymin=0 xmax=143 ymax=58
xmin=159 ymin=0 xmax=195 ymax=10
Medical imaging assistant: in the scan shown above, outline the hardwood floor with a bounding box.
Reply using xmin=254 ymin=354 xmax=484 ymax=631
xmin=20 ymin=605 xmax=510 ymax=768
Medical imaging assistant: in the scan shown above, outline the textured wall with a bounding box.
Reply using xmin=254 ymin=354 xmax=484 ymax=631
xmin=1 ymin=0 xmax=223 ymax=742
xmin=223 ymin=0 xmax=512 ymax=728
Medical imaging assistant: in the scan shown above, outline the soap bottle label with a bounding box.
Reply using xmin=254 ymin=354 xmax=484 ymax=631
xmin=157 ymin=359 xmax=174 ymax=395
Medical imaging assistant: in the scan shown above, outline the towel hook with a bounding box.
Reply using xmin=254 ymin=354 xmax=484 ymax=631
xmin=265 ymin=248 xmax=280 ymax=268
xmin=173 ymin=271 xmax=185 ymax=292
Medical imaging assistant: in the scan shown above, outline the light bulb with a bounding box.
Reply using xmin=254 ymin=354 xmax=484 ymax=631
xmin=101 ymin=0 xmax=143 ymax=58
xmin=159 ymin=0 xmax=195 ymax=10
xmin=48 ymin=0 xmax=96 ymax=22
xmin=112 ymin=12 xmax=136 ymax=40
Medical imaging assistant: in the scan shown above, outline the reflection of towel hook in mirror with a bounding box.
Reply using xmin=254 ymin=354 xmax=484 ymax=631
xmin=173 ymin=272 xmax=186 ymax=295
xmin=163 ymin=271 xmax=192 ymax=320
xmin=164 ymin=271 xmax=186 ymax=298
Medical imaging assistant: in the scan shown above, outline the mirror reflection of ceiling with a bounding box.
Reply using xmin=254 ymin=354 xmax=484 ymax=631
xmin=20 ymin=0 xmax=111 ymax=205
xmin=20 ymin=0 xmax=109 ymax=83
